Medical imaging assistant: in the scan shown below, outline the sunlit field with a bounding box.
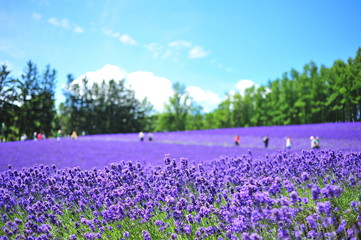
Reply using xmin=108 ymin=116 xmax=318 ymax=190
xmin=1 ymin=122 xmax=361 ymax=239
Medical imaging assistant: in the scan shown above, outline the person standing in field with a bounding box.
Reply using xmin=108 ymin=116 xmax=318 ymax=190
xmin=56 ymin=129 xmax=62 ymax=141
xmin=315 ymin=137 xmax=320 ymax=148
xmin=313 ymin=136 xmax=320 ymax=149
xmin=286 ymin=136 xmax=292 ymax=149
xmin=139 ymin=131 xmax=144 ymax=141
xmin=310 ymin=136 xmax=315 ymax=148
xmin=310 ymin=136 xmax=320 ymax=149
xmin=71 ymin=131 xmax=78 ymax=140
xmin=37 ymin=132 xmax=43 ymax=140
xmin=263 ymin=135 xmax=269 ymax=148
xmin=234 ymin=135 xmax=240 ymax=146
xmin=148 ymin=132 xmax=153 ymax=141
xmin=20 ymin=133 xmax=27 ymax=141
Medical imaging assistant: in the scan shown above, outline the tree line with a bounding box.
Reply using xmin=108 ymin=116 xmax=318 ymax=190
xmin=58 ymin=75 xmax=152 ymax=135
xmin=0 ymin=61 xmax=153 ymax=141
xmin=1 ymin=48 xmax=360 ymax=140
xmin=0 ymin=61 xmax=57 ymax=141
xmin=156 ymin=47 xmax=361 ymax=131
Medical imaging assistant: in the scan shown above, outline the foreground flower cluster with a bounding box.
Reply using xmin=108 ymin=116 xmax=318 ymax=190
xmin=1 ymin=149 xmax=361 ymax=239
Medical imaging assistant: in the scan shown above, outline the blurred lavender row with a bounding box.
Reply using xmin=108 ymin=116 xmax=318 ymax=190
xmin=1 ymin=122 xmax=360 ymax=171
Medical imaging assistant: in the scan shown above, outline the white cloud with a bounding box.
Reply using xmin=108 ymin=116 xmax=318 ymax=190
xmin=126 ymin=72 xmax=173 ymax=112
xmin=32 ymin=12 xmax=42 ymax=20
xmin=163 ymin=40 xmax=192 ymax=60
xmin=234 ymin=79 xmax=259 ymax=95
xmin=103 ymin=29 xmax=137 ymax=45
xmin=102 ymin=28 xmax=120 ymax=38
xmin=69 ymin=65 xmax=172 ymax=112
xmin=168 ymin=40 xmax=192 ymax=48
xmin=189 ymin=46 xmax=211 ymax=59
xmin=144 ymin=41 xmax=212 ymax=61
xmin=48 ymin=17 xmax=70 ymax=29
xmin=48 ymin=17 xmax=58 ymax=26
xmin=120 ymin=34 xmax=137 ymax=46
xmin=143 ymin=43 xmax=163 ymax=58
xmin=68 ymin=65 xmax=224 ymax=113
xmin=71 ymin=64 xmax=127 ymax=88
xmin=48 ymin=17 xmax=84 ymax=33
xmin=59 ymin=18 xmax=71 ymax=29
xmin=74 ymin=26 xmax=84 ymax=33
xmin=112 ymin=32 xmax=120 ymax=38
xmin=186 ymin=86 xmax=221 ymax=113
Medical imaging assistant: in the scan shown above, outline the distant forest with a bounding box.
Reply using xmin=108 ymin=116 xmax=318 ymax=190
xmin=0 ymin=47 xmax=360 ymax=141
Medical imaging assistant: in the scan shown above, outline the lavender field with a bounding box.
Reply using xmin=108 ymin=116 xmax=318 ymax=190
xmin=1 ymin=122 xmax=361 ymax=239
xmin=1 ymin=122 xmax=361 ymax=171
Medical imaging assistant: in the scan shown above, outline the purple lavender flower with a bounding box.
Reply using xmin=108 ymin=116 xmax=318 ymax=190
xmin=311 ymin=185 xmax=321 ymax=200
xmin=123 ymin=232 xmax=130 ymax=238
xmin=183 ymin=224 xmax=192 ymax=235
xmin=154 ymin=220 xmax=165 ymax=227
xmin=307 ymin=230 xmax=318 ymax=239
xmin=348 ymin=175 xmax=357 ymax=187
xmin=165 ymin=195 xmax=175 ymax=205
xmin=306 ymin=215 xmax=318 ymax=229
xmin=83 ymin=233 xmax=96 ymax=240
xmin=301 ymin=172 xmax=310 ymax=181
xmin=249 ymin=233 xmax=262 ymax=240
xmin=317 ymin=201 xmax=332 ymax=215
xmin=324 ymin=231 xmax=336 ymax=239
xmin=337 ymin=219 xmax=347 ymax=234
xmin=141 ymin=230 xmax=152 ymax=240
xmin=351 ymin=201 xmax=360 ymax=212
xmin=69 ymin=234 xmax=77 ymax=240
xmin=38 ymin=224 xmax=52 ymax=234
xmin=278 ymin=228 xmax=290 ymax=239
xmin=347 ymin=228 xmax=355 ymax=238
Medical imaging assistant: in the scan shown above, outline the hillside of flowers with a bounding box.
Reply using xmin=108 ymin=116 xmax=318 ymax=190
xmin=1 ymin=122 xmax=360 ymax=172
xmin=1 ymin=122 xmax=361 ymax=239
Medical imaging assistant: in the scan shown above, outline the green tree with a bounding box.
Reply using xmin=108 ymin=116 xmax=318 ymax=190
xmin=327 ymin=59 xmax=348 ymax=122
xmin=349 ymin=48 xmax=361 ymax=121
xmin=62 ymin=77 xmax=152 ymax=134
xmin=18 ymin=61 xmax=41 ymax=138
xmin=186 ymin=103 xmax=204 ymax=130
xmin=250 ymin=86 xmax=269 ymax=126
xmin=213 ymin=95 xmax=233 ymax=128
xmin=265 ymin=79 xmax=282 ymax=125
xmin=0 ymin=65 xmax=20 ymax=140
xmin=158 ymin=82 xmax=192 ymax=131
xmin=37 ymin=65 xmax=57 ymax=137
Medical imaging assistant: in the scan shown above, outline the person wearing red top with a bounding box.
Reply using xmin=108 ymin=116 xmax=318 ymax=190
xmin=234 ymin=135 xmax=240 ymax=146
xmin=37 ymin=133 xmax=43 ymax=140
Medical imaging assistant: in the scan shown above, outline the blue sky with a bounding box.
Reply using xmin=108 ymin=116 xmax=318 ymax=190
xmin=1 ymin=0 xmax=360 ymax=112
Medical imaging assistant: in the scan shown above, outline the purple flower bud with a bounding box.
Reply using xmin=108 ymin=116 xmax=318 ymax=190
xmin=311 ymin=186 xmax=320 ymax=200
xmin=154 ymin=220 xmax=164 ymax=227
xmin=69 ymin=234 xmax=77 ymax=240
xmin=123 ymin=232 xmax=130 ymax=238
xmin=141 ymin=230 xmax=152 ymax=240
xmin=301 ymin=172 xmax=310 ymax=181
xmin=337 ymin=219 xmax=347 ymax=233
